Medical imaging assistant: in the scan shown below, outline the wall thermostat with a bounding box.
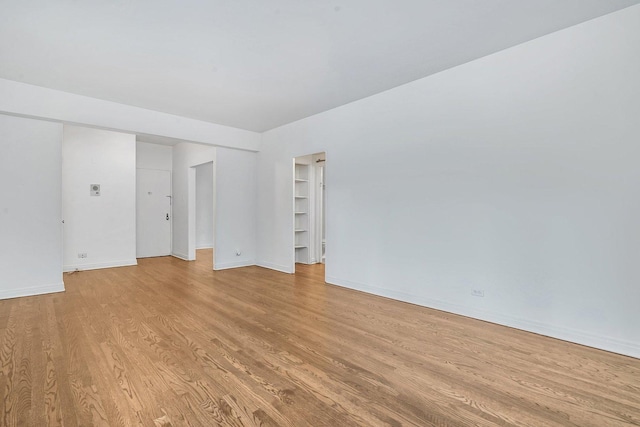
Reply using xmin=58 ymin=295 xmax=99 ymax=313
xmin=90 ymin=184 xmax=100 ymax=196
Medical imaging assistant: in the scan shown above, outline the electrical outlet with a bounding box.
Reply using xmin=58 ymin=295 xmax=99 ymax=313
xmin=78 ymin=253 xmax=88 ymax=259
xmin=471 ymin=289 xmax=485 ymax=297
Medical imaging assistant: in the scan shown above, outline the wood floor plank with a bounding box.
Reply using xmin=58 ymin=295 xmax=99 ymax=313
xmin=0 ymin=299 xmax=24 ymax=427
xmin=0 ymin=249 xmax=639 ymax=426
xmin=43 ymin=297 xmax=69 ymax=426
xmin=29 ymin=297 xmax=46 ymax=426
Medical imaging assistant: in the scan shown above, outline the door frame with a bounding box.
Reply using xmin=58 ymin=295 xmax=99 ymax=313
xmin=187 ymin=158 xmax=216 ymax=269
xmin=315 ymin=162 xmax=325 ymax=264
xmin=291 ymin=151 xmax=327 ymax=275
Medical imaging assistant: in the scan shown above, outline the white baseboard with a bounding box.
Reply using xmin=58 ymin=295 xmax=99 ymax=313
xmin=171 ymin=252 xmax=191 ymax=261
xmin=256 ymin=261 xmax=293 ymax=274
xmin=0 ymin=282 xmax=65 ymax=300
xmin=325 ymin=275 xmax=640 ymax=360
xmin=196 ymin=245 xmax=213 ymax=250
xmin=63 ymin=259 xmax=137 ymax=272
xmin=214 ymin=259 xmax=255 ymax=271
xmin=136 ymin=253 xmax=171 ymax=259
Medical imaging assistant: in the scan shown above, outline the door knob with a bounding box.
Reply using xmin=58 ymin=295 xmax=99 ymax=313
xmin=166 ymin=213 xmax=170 ymax=220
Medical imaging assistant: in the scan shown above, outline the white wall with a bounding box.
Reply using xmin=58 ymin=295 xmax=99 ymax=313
xmin=0 ymin=114 xmax=64 ymax=299
xmin=63 ymin=125 xmax=137 ymax=271
xmin=0 ymin=78 xmax=261 ymax=152
xmin=215 ymin=147 xmax=257 ymax=269
xmin=172 ymin=143 xmax=256 ymax=268
xmin=196 ymin=162 xmax=214 ymax=249
xmin=257 ymin=5 xmax=640 ymax=358
xmin=136 ymin=141 xmax=173 ymax=171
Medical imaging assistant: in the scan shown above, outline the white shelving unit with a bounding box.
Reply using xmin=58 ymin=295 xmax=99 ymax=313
xmin=294 ymin=162 xmax=310 ymax=264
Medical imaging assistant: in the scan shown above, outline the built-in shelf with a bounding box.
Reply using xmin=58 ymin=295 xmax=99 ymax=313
xmin=294 ymin=161 xmax=311 ymax=264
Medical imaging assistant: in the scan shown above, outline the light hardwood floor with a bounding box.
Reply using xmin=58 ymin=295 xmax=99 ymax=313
xmin=1 ymin=249 xmax=638 ymax=426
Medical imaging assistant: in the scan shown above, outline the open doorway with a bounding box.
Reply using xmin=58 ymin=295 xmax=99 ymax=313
xmin=195 ymin=162 xmax=214 ymax=256
xmin=293 ymin=152 xmax=326 ymax=275
xmin=190 ymin=161 xmax=215 ymax=267
xmin=317 ymin=159 xmax=326 ymax=264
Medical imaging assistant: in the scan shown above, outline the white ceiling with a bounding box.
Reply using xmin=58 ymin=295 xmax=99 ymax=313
xmin=1 ymin=1 xmax=638 ymax=132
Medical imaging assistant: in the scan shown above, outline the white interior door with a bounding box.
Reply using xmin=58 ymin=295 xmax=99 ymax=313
xmin=137 ymin=169 xmax=171 ymax=258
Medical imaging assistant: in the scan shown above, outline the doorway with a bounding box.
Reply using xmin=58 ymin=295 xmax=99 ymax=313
xmin=293 ymin=152 xmax=326 ymax=272
xmin=317 ymin=161 xmax=326 ymax=264
xmin=136 ymin=168 xmax=172 ymax=258
xmin=195 ymin=162 xmax=214 ymax=255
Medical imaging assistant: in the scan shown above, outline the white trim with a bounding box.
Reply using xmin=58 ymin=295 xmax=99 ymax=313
xmin=0 ymin=282 xmax=65 ymax=300
xmin=63 ymin=259 xmax=138 ymax=272
xmin=196 ymin=245 xmax=213 ymax=250
xmin=326 ymin=275 xmax=640 ymax=360
xmin=256 ymin=261 xmax=294 ymax=274
xmin=171 ymin=252 xmax=191 ymax=261
xmin=136 ymin=253 xmax=172 ymax=259
xmin=213 ymin=260 xmax=255 ymax=271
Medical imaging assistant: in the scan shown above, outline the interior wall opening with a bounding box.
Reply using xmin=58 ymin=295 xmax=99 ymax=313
xmin=195 ymin=162 xmax=214 ymax=255
xmin=189 ymin=160 xmax=215 ymax=268
xmin=293 ymin=152 xmax=326 ymax=277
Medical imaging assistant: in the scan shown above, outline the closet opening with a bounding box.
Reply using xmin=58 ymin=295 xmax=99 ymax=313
xmin=293 ymin=152 xmax=326 ymax=275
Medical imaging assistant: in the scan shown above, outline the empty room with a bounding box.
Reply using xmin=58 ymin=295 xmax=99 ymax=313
xmin=1 ymin=1 xmax=639 ymax=426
